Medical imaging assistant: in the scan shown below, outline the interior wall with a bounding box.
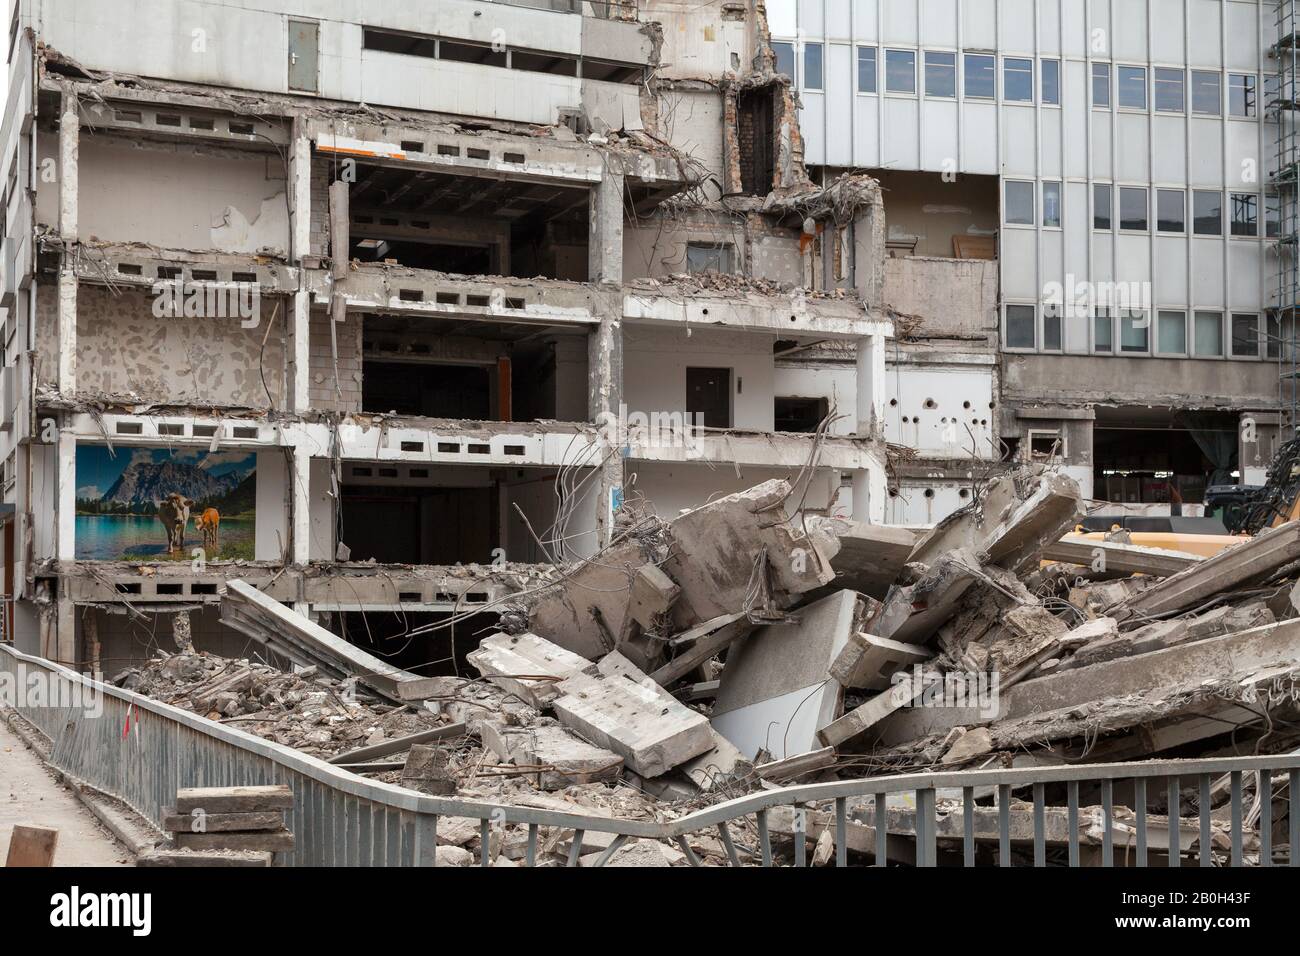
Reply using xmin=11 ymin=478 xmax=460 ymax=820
xmin=89 ymin=605 xmax=247 ymax=670
xmin=623 ymin=325 xmax=776 ymax=431
xmin=871 ymin=169 xmax=999 ymax=258
xmin=37 ymin=132 xmax=290 ymax=256
xmin=629 ymin=461 xmax=842 ymax=518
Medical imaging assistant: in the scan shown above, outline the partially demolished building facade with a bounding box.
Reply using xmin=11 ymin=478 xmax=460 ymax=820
xmin=0 ymin=0 xmax=895 ymax=667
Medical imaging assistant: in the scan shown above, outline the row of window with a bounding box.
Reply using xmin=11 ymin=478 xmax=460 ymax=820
xmin=1005 ymin=181 xmax=1276 ymax=238
xmin=1005 ymin=305 xmax=1279 ymax=359
xmin=774 ymin=41 xmax=1260 ymax=118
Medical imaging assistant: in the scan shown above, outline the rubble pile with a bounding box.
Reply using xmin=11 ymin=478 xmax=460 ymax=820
xmin=123 ymin=468 xmax=1300 ymax=864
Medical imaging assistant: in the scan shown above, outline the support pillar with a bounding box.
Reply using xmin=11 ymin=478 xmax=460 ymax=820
xmin=56 ymin=427 xmax=76 ymax=562
xmin=287 ymin=122 xmax=312 ymax=413
xmin=291 ymin=446 xmax=312 ymax=567
xmin=57 ymin=89 xmax=79 ymax=396
xmin=856 ymin=330 xmax=886 ymax=437
xmin=588 ymin=172 xmax=624 ymax=285
xmin=589 ymin=293 xmax=624 ymax=550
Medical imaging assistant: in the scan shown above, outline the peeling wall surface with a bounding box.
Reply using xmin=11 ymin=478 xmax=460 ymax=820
xmin=37 ymin=134 xmax=290 ymax=256
xmin=39 ymin=285 xmax=286 ymax=407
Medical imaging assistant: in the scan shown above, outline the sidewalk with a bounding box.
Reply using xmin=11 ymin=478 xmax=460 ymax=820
xmin=0 ymin=716 xmax=131 ymax=866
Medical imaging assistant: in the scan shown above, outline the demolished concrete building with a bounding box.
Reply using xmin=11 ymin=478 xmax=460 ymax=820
xmin=2 ymin=0 xmax=1299 ymax=868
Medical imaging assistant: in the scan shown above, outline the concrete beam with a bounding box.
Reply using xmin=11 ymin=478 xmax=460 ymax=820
xmin=1043 ymin=536 xmax=1203 ymax=578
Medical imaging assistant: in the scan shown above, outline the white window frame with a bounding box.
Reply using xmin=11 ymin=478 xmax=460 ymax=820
xmin=1027 ymin=429 xmax=1067 ymax=461
xmin=1230 ymin=312 xmax=1262 ymax=360
xmin=1193 ymin=310 xmax=1225 ymax=359
xmin=1153 ymin=67 xmax=1186 ymax=114
xmin=1119 ymin=309 xmax=1152 ymax=355
xmin=1004 ymin=179 xmax=1036 ymax=227
xmin=856 ymin=45 xmax=878 ymax=95
xmin=1116 ymin=64 xmax=1148 ymax=111
xmin=1118 ymin=185 xmax=1150 ymax=233
xmin=884 ymin=48 xmax=917 ymax=96
xmin=1002 ymin=55 xmax=1034 ymax=104
xmin=1092 ymin=307 xmax=1116 ymax=354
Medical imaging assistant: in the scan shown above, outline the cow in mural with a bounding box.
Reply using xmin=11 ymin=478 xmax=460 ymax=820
xmin=157 ymin=493 xmax=195 ymax=554
xmin=196 ymin=508 xmax=221 ymax=554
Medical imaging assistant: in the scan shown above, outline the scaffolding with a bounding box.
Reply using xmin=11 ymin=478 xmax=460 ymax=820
xmin=1271 ymin=0 xmax=1300 ymax=433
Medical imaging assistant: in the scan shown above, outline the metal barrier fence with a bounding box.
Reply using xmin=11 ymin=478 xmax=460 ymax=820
xmin=2 ymin=642 xmax=1297 ymax=867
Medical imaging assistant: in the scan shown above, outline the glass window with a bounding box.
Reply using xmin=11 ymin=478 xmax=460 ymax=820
xmin=1154 ymin=68 xmax=1185 ymax=112
xmin=1194 ymin=311 xmax=1223 ymax=357
xmin=1193 ymin=190 xmax=1223 ymax=235
xmin=1191 ymin=71 xmax=1221 ymax=115
xmin=885 ymin=49 xmax=916 ymax=93
xmin=1092 ymin=62 xmax=1111 ymax=107
xmin=1229 ymin=74 xmax=1257 ymax=117
xmin=1157 ymin=189 xmax=1185 ymax=233
xmin=1041 ymin=59 xmax=1060 ymax=105
xmin=1266 ymin=193 xmax=1282 ymax=239
xmin=1120 ymin=187 xmax=1148 ymax=231
xmin=857 ymin=46 xmax=877 ymax=93
xmin=1231 ymin=193 xmax=1258 ymax=237
xmin=772 ymin=41 xmax=796 ymax=81
xmin=925 ymin=51 xmax=956 ymax=97
xmin=1094 ymin=309 xmax=1114 ymax=352
xmin=1043 ymin=302 xmax=1063 ymax=351
xmin=686 ymin=243 xmax=734 ymax=275
xmin=1267 ymin=314 xmax=1282 ymax=359
xmin=1117 ymin=66 xmax=1147 ymax=109
xmin=1006 ymin=305 xmax=1036 ymax=349
xmin=1042 ymin=182 xmax=1062 ymax=227
xmin=804 ymin=42 xmax=823 ymax=90
xmin=1120 ymin=311 xmax=1150 ymax=353
xmin=1158 ymin=310 xmax=1187 ymax=354
xmin=1004 ymin=57 xmax=1034 ymax=102
xmin=1094 ymin=184 xmax=1113 ymax=230
xmin=965 ymin=54 xmax=996 ymax=98
xmin=1231 ymin=313 xmax=1259 ymax=357
xmin=1005 ymin=180 xmax=1035 ymax=225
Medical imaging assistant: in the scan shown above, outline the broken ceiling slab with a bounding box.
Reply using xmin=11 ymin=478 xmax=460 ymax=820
xmin=811 ymin=517 xmax=916 ymax=599
xmin=711 ymin=589 xmax=867 ymax=760
xmin=875 ymin=549 xmax=985 ymax=645
xmin=828 ymin=629 xmax=928 ymax=691
xmin=466 ymin=632 xmax=591 ymax=708
xmin=908 ymin=467 xmax=1082 ymax=575
xmin=1042 ymin=535 xmax=1203 ymax=578
xmin=526 ymin=479 xmax=838 ymax=659
xmin=551 ymin=652 xmax=714 ymax=778
xmin=220 ymin=580 xmax=436 ymax=703
xmin=1108 ymin=522 xmax=1300 ymax=625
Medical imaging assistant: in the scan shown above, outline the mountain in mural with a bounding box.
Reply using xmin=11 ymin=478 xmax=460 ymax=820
xmin=99 ymin=458 xmax=244 ymax=511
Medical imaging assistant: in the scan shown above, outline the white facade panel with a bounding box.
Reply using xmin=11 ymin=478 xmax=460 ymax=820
xmin=1190 ymin=0 xmax=1224 ymax=67
xmin=1192 ymin=239 xmax=1227 ymax=307
xmin=1224 ymin=2 xmax=1260 ymax=71
xmin=1112 ymin=1 xmax=1150 ymax=63
xmin=1153 ymin=116 xmax=1188 ymax=184
xmin=1001 ymin=107 xmax=1037 ymax=177
xmin=1155 ymin=236 xmax=1190 ymax=307
xmin=1001 ymin=0 xmax=1037 ymax=54
xmin=1151 ymin=0 xmax=1187 ymax=65
xmin=883 ymin=98 xmax=921 ymax=168
xmin=827 ymin=43 xmax=855 ymax=166
xmin=1002 ymin=230 xmax=1040 ymax=299
xmin=922 ymin=0 xmax=960 ymax=48
xmin=963 ymin=102 xmax=1000 ymax=173
xmin=883 ymin=0 xmax=919 ymax=44
xmin=921 ymin=99 xmax=960 ymax=170
xmin=961 ymin=0 xmax=998 ymax=49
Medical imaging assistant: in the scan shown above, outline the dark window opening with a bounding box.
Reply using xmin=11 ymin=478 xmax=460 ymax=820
xmin=341 ymin=485 xmax=496 ymax=565
xmin=435 ymin=38 xmax=507 ymax=68
xmin=775 ymin=396 xmax=829 ymax=433
xmin=510 ymin=49 xmax=578 ymax=77
xmin=582 ymin=59 xmax=644 ymax=83
xmin=364 ymin=28 xmax=437 ymax=58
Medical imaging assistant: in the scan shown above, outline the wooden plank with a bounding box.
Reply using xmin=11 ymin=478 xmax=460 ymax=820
xmin=5 ymin=825 xmax=57 ymax=867
xmin=326 ymin=722 xmax=467 ymax=765
xmin=175 ymin=785 xmax=293 ymax=814
xmin=161 ymin=809 xmax=285 ymax=833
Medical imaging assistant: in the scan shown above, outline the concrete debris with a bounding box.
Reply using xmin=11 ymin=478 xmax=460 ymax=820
xmin=112 ymin=465 xmax=1300 ymax=865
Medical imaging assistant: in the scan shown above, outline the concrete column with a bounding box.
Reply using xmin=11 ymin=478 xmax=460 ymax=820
xmin=588 ymin=172 xmax=625 ymax=285
xmin=851 ymin=466 xmax=887 ymax=524
xmin=287 ymin=123 xmax=312 ymax=412
xmin=291 ymin=446 xmax=311 ymax=566
xmin=56 ymin=428 xmax=76 ymax=562
xmin=56 ymin=596 xmax=76 ymax=667
xmin=57 ymin=90 xmax=79 ymax=395
xmin=589 ymin=292 xmax=624 ymax=549
xmin=856 ymin=330 xmax=886 ymax=436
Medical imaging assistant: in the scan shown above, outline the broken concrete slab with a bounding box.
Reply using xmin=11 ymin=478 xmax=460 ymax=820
xmin=627 ymin=564 xmax=681 ymax=630
xmin=811 ymin=517 xmax=916 ymax=599
xmin=401 ymin=745 xmax=457 ymax=796
xmin=221 ymin=580 xmax=437 ymax=702
xmin=175 ymin=785 xmax=292 ymax=814
xmin=877 ymin=618 xmax=1300 ymax=746
xmin=527 ymin=479 xmax=839 ymax=660
xmin=649 ymin=612 xmax=752 ymax=688
xmin=479 ymin=720 xmax=623 ymax=789
xmin=818 ymin=668 xmax=930 ymax=749
xmin=467 ymin=632 xmax=591 ymax=707
xmin=875 ymin=549 xmax=984 ymax=644
xmin=1043 ymin=535 xmax=1203 ymax=578
xmin=1108 ymin=522 xmax=1300 ymax=625
xmin=711 ymin=589 xmax=867 ymax=760
xmin=755 ymin=745 xmax=837 ymax=782
xmin=828 ymin=629 xmax=928 ymax=690
xmin=678 ymin=728 xmax=753 ymax=792
xmin=908 ymin=468 xmax=1082 ymax=574
xmin=552 ymin=652 xmax=714 ymax=777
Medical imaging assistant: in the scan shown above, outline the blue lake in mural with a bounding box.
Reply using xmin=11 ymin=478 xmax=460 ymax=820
xmin=74 ymin=515 xmax=256 ymax=561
